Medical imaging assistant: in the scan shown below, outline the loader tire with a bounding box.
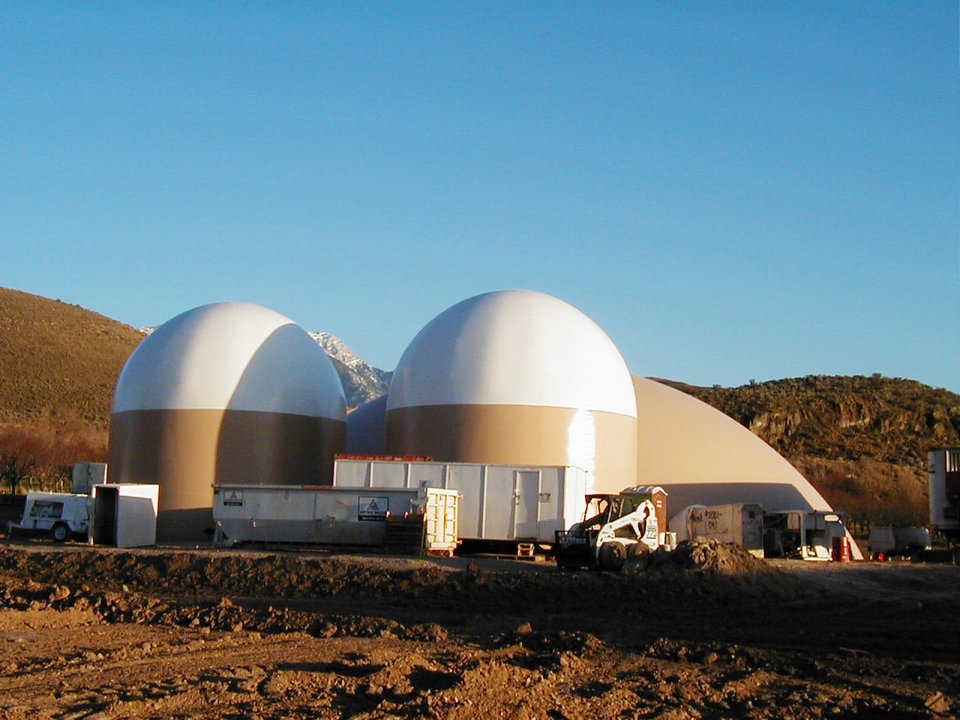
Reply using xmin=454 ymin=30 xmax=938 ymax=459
xmin=51 ymin=523 xmax=69 ymax=543
xmin=598 ymin=542 xmax=626 ymax=572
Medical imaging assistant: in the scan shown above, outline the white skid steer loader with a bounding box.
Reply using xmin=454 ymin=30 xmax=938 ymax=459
xmin=554 ymin=487 xmax=661 ymax=571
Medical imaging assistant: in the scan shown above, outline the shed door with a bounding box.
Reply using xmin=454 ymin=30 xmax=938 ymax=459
xmin=514 ymin=471 xmax=541 ymax=539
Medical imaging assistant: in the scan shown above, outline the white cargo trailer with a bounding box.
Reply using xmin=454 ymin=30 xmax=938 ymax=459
xmin=333 ymin=458 xmax=591 ymax=544
xmin=669 ymin=503 xmax=765 ymax=557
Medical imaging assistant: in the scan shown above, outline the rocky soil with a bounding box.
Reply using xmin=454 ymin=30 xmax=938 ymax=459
xmin=0 ymin=540 xmax=957 ymax=719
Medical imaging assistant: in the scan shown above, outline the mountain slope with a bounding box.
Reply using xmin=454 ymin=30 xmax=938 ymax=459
xmin=0 ymin=287 xmax=145 ymax=477
xmin=0 ymin=288 xmax=144 ymax=428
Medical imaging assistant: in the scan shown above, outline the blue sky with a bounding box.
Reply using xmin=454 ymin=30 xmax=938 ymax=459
xmin=1 ymin=2 xmax=957 ymax=391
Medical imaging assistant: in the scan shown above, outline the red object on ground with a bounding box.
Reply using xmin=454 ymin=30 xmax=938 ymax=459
xmin=831 ymin=536 xmax=851 ymax=562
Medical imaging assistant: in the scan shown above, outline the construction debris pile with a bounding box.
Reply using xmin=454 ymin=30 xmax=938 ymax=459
xmin=626 ymin=539 xmax=771 ymax=576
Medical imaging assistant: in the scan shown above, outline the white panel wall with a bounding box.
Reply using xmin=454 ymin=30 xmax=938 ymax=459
xmin=371 ymin=462 xmax=406 ymax=489
xmin=445 ymin=464 xmax=484 ymax=538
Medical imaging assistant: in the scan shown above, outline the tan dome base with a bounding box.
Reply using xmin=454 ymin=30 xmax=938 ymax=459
xmin=386 ymin=403 xmax=636 ymax=487
xmin=109 ymin=409 xmax=346 ymax=541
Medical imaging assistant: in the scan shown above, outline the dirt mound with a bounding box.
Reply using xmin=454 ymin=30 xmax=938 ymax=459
xmin=0 ymin=545 xmax=958 ymax=719
xmin=627 ymin=539 xmax=772 ymax=576
xmin=0 ymin=572 xmax=447 ymax=642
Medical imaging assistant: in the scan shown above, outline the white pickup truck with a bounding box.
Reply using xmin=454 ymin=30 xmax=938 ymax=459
xmin=7 ymin=492 xmax=91 ymax=542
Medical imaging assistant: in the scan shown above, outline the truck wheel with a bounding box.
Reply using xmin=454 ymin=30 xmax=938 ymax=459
xmin=598 ymin=542 xmax=626 ymax=572
xmin=51 ymin=523 xmax=69 ymax=543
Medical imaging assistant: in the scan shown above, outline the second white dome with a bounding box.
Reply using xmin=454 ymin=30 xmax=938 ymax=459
xmin=388 ymin=290 xmax=637 ymax=417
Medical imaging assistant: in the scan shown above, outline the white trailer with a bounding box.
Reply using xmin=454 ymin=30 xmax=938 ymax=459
xmin=868 ymin=525 xmax=932 ymax=558
xmin=333 ymin=458 xmax=591 ymax=544
xmin=669 ymin=503 xmax=765 ymax=558
xmin=8 ymin=492 xmax=91 ymax=542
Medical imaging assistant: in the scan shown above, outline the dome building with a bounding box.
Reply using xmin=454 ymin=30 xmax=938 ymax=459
xmin=386 ymin=290 xmax=638 ymax=486
xmin=108 ymin=302 xmax=346 ymax=540
xmin=345 ymin=395 xmax=388 ymax=455
xmin=632 ymin=376 xmax=832 ymax=514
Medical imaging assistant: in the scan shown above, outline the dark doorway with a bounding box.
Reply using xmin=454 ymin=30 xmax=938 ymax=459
xmin=93 ymin=487 xmax=118 ymax=545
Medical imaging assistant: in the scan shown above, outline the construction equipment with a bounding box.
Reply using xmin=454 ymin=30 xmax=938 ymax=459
xmin=670 ymin=503 xmax=765 ymax=557
xmin=763 ymin=509 xmax=848 ymax=560
xmin=7 ymin=492 xmax=91 ymax=542
xmin=554 ymin=486 xmax=664 ymax=571
xmin=868 ymin=525 xmax=932 ymax=560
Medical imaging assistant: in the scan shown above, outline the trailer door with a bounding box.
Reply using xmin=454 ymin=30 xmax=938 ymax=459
xmin=484 ymin=467 xmax=515 ymax=539
xmin=514 ymin=470 xmax=541 ymax=539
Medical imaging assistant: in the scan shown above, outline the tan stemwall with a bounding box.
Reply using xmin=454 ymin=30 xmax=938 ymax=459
xmin=108 ymin=409 xmax=346 ymax=541
xmin=386 ymin=404 xmax=637 ymax=487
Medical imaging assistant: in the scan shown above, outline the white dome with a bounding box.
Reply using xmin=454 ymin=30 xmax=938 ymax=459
xmin=113 ymin=302 xmax=346 ymax=420
xmin=388 ymin=290 xmax=637 ymax=417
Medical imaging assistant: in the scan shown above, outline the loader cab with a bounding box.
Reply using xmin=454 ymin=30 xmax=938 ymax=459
xmin=556 ymin=490 xmax=661 ymax=571
xmin=576 ymin=494 xmax=613 ymax=537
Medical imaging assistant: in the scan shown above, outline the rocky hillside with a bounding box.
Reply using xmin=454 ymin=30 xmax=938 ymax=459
xmin=658 ymin=375 xmax=960 ymax=466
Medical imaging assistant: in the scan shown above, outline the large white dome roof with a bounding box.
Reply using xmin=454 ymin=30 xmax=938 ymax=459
xmin=113 ymin=302 xmax=346 ymax=419
xmin=388 ymin=290 xmax=637 ymax=417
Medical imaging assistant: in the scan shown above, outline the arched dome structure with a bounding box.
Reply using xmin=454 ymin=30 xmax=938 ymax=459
xmin=108 ymin=302 xmax=346 ymax=540
xmin=345 ymin=395 xmax=388 ymax=455
xmin=632 ymin=376 xmax=831 ymax=514
xmin=386 ymin=290 xmax=638 ymax=485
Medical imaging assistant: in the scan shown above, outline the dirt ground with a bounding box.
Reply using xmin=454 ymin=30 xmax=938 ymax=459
xmin=0 ymin=539 xmax=956 ymax=720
